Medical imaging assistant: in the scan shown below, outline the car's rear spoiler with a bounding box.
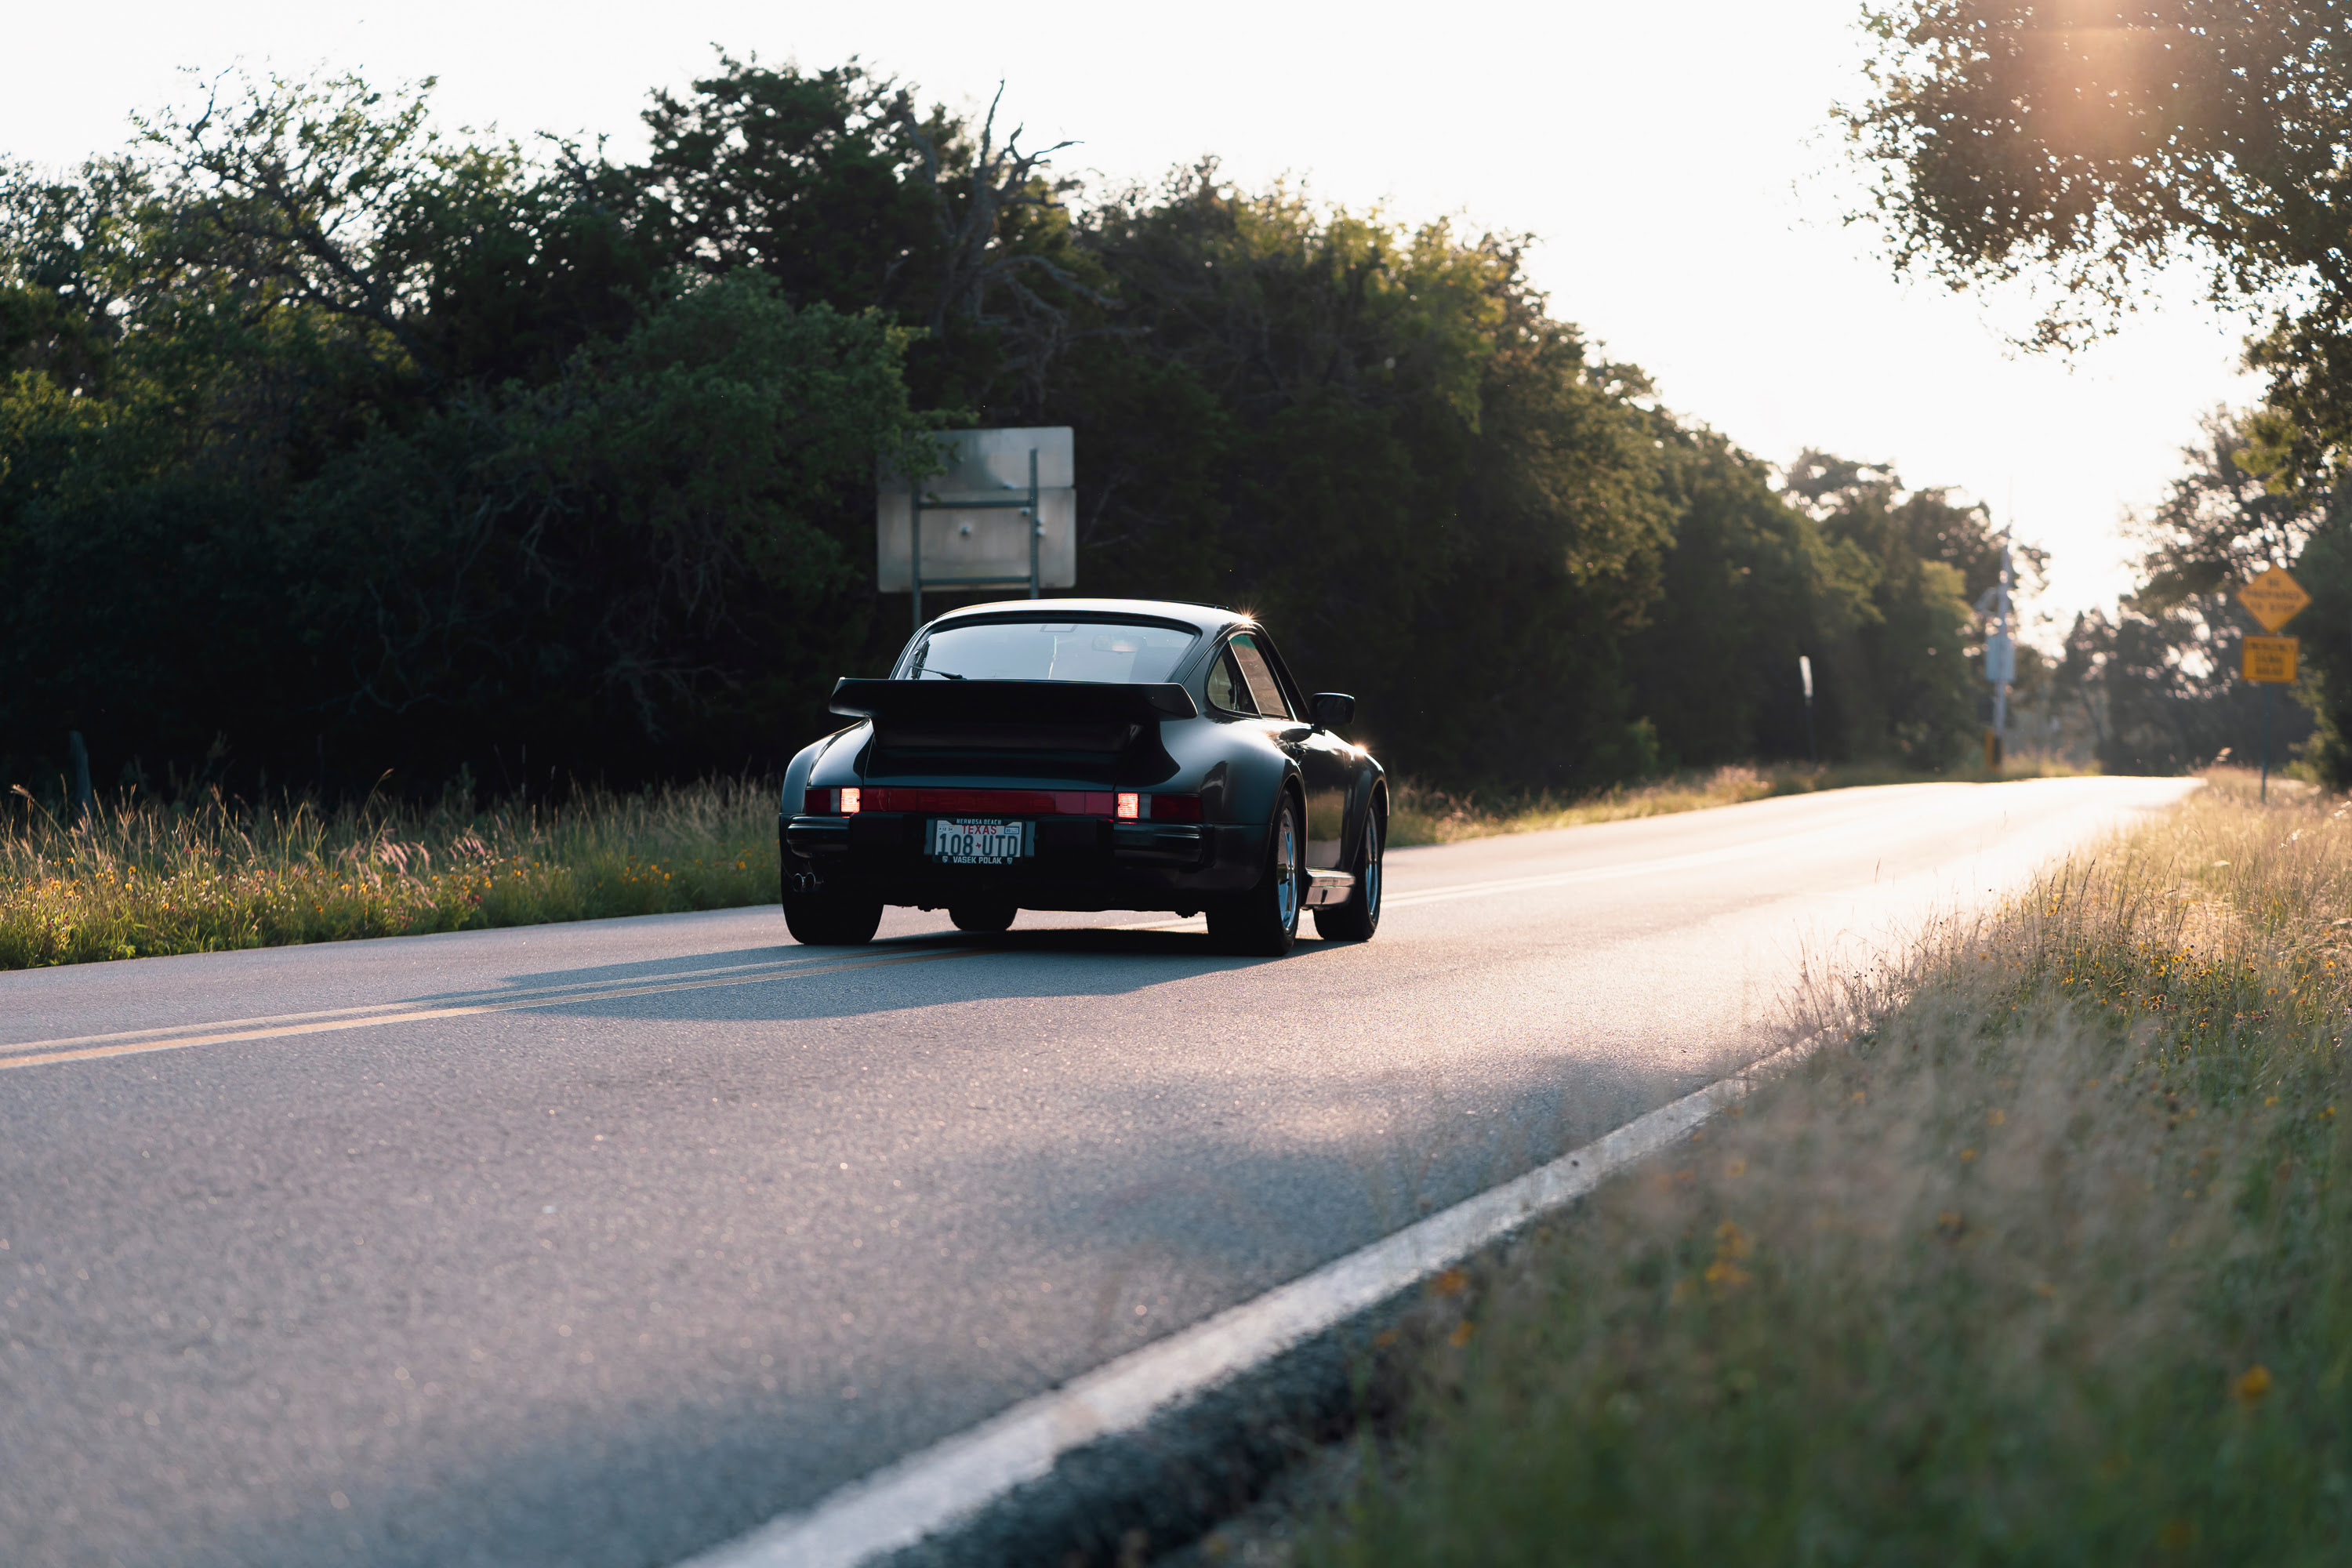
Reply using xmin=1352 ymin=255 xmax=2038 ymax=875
xmin=827 ymin=678 xmax=1200 ymax=723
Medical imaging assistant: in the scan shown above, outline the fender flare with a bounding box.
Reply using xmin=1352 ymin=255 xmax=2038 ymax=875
xmin=1362 ymin=778 xmax=1389 ymax=858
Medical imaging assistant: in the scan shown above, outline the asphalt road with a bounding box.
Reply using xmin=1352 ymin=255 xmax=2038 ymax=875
xmin=0 ymin=777 xmax=2195 ymax=1568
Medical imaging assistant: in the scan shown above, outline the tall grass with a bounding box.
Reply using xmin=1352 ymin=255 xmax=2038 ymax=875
xmin=3 ymin=757 xmax=2103 ymax=970
xmin=1296 ymin=771 xmax=2349 ymax=1566
xmin=0 ymin=779 xmax=779 ymax=968
xmin=1386 ymin=756 xmax=2096 ymax=847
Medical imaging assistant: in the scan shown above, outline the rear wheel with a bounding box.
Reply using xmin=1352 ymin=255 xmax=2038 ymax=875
xmin=1312 ymin=804 xmax=1383 ymax=942
xmin=782 ymin=876 xmax=884 ymax=946
xmin=949 ymin=902 xmax=1017 ymax=934
xmin=1208 ymin=795 xmax=1303 ymax=956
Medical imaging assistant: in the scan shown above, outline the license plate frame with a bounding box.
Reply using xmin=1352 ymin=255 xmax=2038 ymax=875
xmin=927 ymin=817 xmax=1033 ymax=866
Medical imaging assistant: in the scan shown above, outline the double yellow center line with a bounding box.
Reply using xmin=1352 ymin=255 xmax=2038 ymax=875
xmin=8 ymin=795 xmax=1967 ymax=1074
xmin=0 ymin=946 xmax=977 ymax=1073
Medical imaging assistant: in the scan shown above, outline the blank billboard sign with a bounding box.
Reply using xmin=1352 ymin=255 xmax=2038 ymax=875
xmin=877 ymin=427 xmax=1075 ymax=593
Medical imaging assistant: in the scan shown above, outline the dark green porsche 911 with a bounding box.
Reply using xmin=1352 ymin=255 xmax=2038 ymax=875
xmin=779 ymin=598 xmax=1385 ymax=956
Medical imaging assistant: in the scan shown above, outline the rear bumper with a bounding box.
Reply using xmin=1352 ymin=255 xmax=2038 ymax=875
xmin=781 ymin=811 xmax=1265 ymax=910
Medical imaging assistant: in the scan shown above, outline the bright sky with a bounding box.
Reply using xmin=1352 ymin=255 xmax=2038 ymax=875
xmin=4 ymin=0 xmax=2263 ymax=636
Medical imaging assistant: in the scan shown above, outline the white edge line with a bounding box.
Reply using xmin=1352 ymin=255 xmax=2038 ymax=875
xmin=681 ymin=1038 xmax=1814 ymax=1568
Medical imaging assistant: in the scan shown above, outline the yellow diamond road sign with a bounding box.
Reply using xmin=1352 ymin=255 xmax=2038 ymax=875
xmin=2239 ymin=567 xmax=2310 ymax=632
xmin=2243 ymin=636 xmax=2299 ymax=684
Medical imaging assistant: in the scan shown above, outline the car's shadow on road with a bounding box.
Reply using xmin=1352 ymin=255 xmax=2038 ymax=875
xmin=910 ymin=924 xmax=1357 ymax=960
xmin=479 ymin=923 xmax=1354 ymax=1025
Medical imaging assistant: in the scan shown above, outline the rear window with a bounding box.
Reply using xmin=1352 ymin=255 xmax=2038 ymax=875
xmin=906 ymin=619 xmax=1199 ymax=684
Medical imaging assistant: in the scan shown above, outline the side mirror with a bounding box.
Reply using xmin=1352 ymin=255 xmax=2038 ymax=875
xmin=1309 ymin=691 xmax=1356 ymax=730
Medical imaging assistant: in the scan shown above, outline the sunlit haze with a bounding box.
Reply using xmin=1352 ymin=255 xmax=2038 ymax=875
xmin=4 ymin=0 xmax=2265 ymax=637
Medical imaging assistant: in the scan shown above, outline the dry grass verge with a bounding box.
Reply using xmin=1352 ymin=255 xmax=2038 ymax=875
xmin=1217 ymin=773 xmax=2348 ymax=1566
xmin=0 ymin=779 xmax=778 ymax=968
xmin=2 ymin=757 xmax=2104 ymax=970
xmin=1385 ymin=757 xmax=2094 ymax=848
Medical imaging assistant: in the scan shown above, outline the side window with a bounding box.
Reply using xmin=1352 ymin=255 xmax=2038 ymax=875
xmin=1227 ymin=633 xmax=1292 ymax=720
xmin=1206 ymin=647 xmax=1255 ymax=714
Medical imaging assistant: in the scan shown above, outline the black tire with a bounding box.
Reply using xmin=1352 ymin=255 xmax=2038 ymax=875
xmin=782 ymin=876 xmax=884 ymax=946
xmin=949 ymin=902 xmax=1017 ymax=934
xmin=1312 ymin=803 xmax=1383 ymax=942
xmin=1207 ymin=793 xmax=1303 ymax=957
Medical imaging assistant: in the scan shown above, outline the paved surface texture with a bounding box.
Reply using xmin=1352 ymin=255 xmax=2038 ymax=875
xmin=0 ymin=778 xmax=2194 ymax=1567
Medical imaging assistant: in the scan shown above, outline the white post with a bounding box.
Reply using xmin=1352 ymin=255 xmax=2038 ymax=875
xmin=1991 ymin=540 xmax=2012 ymax=745
xmin=1798 ymin=655 xmax=1816 ymax=762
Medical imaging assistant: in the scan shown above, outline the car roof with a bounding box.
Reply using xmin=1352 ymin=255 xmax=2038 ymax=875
xmin=925 ymin=597 xmax=1249 ymax=636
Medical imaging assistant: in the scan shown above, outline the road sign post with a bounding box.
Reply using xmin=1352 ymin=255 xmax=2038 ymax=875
xmin=1976 ymin=539 xmax=2015 ymax=770
xmin=2241 ymin=635 xmax=2300 ymax=802
xmin=2237 ymin=567 xmax=2310 ymax=803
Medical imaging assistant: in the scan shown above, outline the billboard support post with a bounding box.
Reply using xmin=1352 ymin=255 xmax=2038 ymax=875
xmin=2263 ymin=683 xmax=2274 ymax=804
xmin=2236 ymin=568 xmax=2310 ymax=805
xmin=1976 ymin=537 xmax=2015 ymax=771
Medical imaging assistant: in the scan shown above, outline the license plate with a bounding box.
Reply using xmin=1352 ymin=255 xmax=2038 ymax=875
xmin=927 ymin=818 xmax=1031 ymax=865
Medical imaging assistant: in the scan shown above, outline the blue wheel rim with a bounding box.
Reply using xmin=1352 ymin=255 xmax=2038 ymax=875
xmin=1277 ymin=809 xmax=1298 ymax=929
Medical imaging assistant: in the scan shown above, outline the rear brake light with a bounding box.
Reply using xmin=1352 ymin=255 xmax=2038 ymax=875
xmin=805 ymin=786 xmax=1198 ymax=818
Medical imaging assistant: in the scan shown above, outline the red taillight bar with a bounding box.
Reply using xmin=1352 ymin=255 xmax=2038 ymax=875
xmin=800 ymin=786 xmax=1203 ymax=820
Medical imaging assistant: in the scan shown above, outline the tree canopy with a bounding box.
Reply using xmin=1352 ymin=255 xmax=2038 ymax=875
xmin=3 ymin=59 xmax=2019 ymax=801
xmin=1845 ymin=3 xmax=2352 ymax=478
xmin=1846 ymin=7 xmax=2352 ymax=782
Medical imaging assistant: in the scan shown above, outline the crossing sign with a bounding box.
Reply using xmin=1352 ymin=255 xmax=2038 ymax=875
xmin=2239 ymin=568 xmax=2310 ymax=632
xmin=2243 ymin=636 xmax=2299 ymax=684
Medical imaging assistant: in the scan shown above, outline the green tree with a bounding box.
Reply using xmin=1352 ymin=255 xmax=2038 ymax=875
xmin=0 ymin=73 xmax=934 ymax=793
xmin=626 ymin=56 xmax=1102 ymax=412
xmin=1843 ymin=4 xmax=2352 ymax=481
xmin=2103 ymin=408 xmax=2328 ymax=775
xmin=0 ymin=156 xmax=150 ymax=393
xmin=4 ymin=56 xmax=2026 ymax=800
xmin=1628 ymin=428 xmax=1875 ymax=765
xmin=1047 ymin=170 xmax=1675 ymax=788
xmin=1784 ymin=453 xmax=2020 ymax=767
xmin=277 ymin=272 xmax=933 ymax=767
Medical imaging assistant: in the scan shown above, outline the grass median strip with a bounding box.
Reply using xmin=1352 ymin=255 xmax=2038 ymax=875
xmin=1234 ymin=772 xmax=2349 ymax=1566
